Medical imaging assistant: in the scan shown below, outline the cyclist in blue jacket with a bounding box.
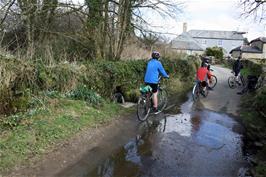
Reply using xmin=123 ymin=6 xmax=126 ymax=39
xmin=144 ymin=51 xmax=169 ymax=114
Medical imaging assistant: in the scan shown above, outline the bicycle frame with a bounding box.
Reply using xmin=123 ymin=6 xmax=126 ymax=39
xmin=137 ymin=77 xmax=168 ymax=121
xmin=192 ymin=80 xmax=208 ymax=101
xmin=228 ymin=71 xmax=245 ymax=89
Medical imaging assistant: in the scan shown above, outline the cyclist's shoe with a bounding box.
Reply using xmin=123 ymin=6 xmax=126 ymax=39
xmin=154 ymin=109 xmax=161 ymax=115
xmin=151 ymin=107 xmax=157 ymax=112
xmin=152 ymin=107 xmax=161 ymax=114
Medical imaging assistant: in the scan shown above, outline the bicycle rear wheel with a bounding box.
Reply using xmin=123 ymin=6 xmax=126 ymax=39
xmin=228 ymin=76 xmax=237 ymax=89
xmin=137 ymin=96 xmax=151 ymax=121
xmin=201 ymin=87 xmax=209 ymax=97
xmin=209 ymin=75 xmax=217 ymax=89
xmin=158 ymin=89 xmax=168 ymax=112
xmin=192 ymin=83 xmax=200 ymax=101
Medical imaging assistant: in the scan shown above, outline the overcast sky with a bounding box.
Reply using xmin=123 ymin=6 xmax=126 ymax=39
xmin=72 ymin=0 xmax=266 ymax=41
xmin=145 ymin=0 xmax=266 ymax=41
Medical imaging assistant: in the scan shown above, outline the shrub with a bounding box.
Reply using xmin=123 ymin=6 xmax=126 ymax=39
xmin=205 ymin=47 xmax=224 ymax=60
xmin=66 ymin=85 xmax=103 ymax=106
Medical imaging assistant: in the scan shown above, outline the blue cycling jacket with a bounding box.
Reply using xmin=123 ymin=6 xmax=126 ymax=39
xmin=144 ymin=59 xmax=169 ymax=84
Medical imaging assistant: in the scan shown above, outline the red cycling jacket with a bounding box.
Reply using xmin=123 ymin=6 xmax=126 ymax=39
xmin=196 ymin=67 xmax=211 ymax=81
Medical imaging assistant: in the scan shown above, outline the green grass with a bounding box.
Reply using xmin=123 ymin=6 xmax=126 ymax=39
xmin=240 ymin=68 xmax=253 ymax=77
xmin=256 ymin=146 xmax=266 ymax=177
xmin=255 ymin=162 xmax=266 ymax=177
xmin=0 ymin=98 xmax=126 ymax=173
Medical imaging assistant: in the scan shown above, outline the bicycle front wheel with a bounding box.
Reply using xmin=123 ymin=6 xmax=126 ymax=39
xmin=209 ymin=75 xmax=217 ymax=89
xmin=158 ymin=89 xmax=168 ymax=111
xmin=192 ymin=83 xmax=200 ymax=101
xmin=137 ymin=96 xmax=151 ymax=121
xmin=228 ymin=76 xmax=237 ymax=89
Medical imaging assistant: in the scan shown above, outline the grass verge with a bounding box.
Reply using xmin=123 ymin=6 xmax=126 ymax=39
xmin=240 ymin=87 xmax=266 ymax=177
xmin=0 ymin=97 xmax=127 ymax=173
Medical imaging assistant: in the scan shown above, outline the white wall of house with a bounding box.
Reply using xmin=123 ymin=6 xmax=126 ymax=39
xmin=193 ymin=38 xmax=243 ymax=55
xmin=173 ymin=49 xmax=204 ymax=55
xmin=263 ymin=44 xmax=266 ymax=58
xmin=191 ymin=50 xmax=204 ymax=55
xmin=242 ymin=53 xmax=264 ymax=59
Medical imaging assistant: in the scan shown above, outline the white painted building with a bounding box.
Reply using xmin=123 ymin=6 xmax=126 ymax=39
xmin=171 ymin=23 xmax=245 ymax=56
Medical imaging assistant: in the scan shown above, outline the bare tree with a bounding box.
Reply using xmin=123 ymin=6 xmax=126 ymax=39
xmin=84 ymin=0 xmax=182 ymax=60
xmin=240 ymin=0 xmax=266 ymax=22
xmin=1 ymin=0 xmax=183 ymax=61
xmin=0 ymin=0 xmax=16 ymax=26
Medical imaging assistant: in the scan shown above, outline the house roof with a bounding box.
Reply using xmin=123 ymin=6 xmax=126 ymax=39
xmin=188 ymin=30 xmax=245 ymax=40
xmin=250 ymin=37 xmax=266 ymax=44
xmin=230 ymin=45 xmax=262 ymax=54
xmin=171 ymin=32 xmax=204 ymax=51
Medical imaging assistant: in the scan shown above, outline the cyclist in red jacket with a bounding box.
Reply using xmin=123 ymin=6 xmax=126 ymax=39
xmin=196 ymin=62 xmax=212 ymax=89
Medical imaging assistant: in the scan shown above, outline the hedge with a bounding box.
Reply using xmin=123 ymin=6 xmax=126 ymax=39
xmin=0 ymin=56 xmax=200 ymax=115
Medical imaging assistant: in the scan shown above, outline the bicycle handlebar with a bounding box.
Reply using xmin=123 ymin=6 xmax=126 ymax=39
xmin=158 ymin=75 xmax=169 ymax=81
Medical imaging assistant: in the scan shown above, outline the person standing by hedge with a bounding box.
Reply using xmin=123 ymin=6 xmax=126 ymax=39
xmin=144 ymin=51 xmax=169 ymax=114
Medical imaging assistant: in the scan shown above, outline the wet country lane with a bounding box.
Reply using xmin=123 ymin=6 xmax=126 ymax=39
xmin=55 ymin=66 xmax=249 ymax=177
xmin=85 ymin=96 xmax=248 ymax=177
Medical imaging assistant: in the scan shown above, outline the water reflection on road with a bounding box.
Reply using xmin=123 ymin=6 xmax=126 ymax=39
xmin=88 ymin=96 xmax=248 ymax=177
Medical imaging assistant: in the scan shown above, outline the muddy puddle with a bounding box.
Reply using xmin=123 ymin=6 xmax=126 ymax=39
xmin=57 ymin=96 xmax=250 ymax=177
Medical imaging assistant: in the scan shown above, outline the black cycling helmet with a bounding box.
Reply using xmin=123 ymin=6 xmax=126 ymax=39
xmin=201 ymin=62 xmax=208 ymax=67
xmin=151 ymin=51 xmax=160 ymax=59
xmin=201 ymin=56 xmax=210 ymax=64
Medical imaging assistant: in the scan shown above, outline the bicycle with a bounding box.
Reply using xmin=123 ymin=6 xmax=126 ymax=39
xmin=137 ymin=77 xmax=168 ymax=121
xmin=228 ymin=71 xmax=245 ymax=89
xmin=192 ymin=80 xmax=209 ymax=101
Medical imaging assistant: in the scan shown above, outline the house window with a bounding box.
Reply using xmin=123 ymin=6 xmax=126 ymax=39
xmin=218 ymin=40 xmax=222 ymax=46
xmin=202 ymin=40 xmax=207 ymax=44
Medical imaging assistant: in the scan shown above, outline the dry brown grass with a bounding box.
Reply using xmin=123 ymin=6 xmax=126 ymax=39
xmin=121 ymin=43 xmax=150 ymax=60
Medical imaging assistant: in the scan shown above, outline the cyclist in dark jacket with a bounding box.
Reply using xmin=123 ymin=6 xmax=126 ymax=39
xmin=144 ymin=51 xmax=169 ymax=114
xmin=233 ymin=56 xmax=243 ymax=84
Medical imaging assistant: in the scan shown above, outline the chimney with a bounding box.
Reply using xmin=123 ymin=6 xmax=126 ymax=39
xmin=183 ymin=22 xmax=187 ymax=33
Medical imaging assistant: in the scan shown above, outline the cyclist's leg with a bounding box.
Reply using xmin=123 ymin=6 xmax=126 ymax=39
xmin=153 ymin=91 xmax=158 ymax=109
xmin=235 ymin=72 xmax=241 ymax=85
xmin=203 ymin=74 xmax=211 ymax=90
xmin=146 ymin=83 xmax=158 ymax=111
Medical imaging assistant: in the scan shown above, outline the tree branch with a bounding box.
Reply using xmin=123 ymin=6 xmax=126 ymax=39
xmin=0 ymin=0 xmax=16 ymax=25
